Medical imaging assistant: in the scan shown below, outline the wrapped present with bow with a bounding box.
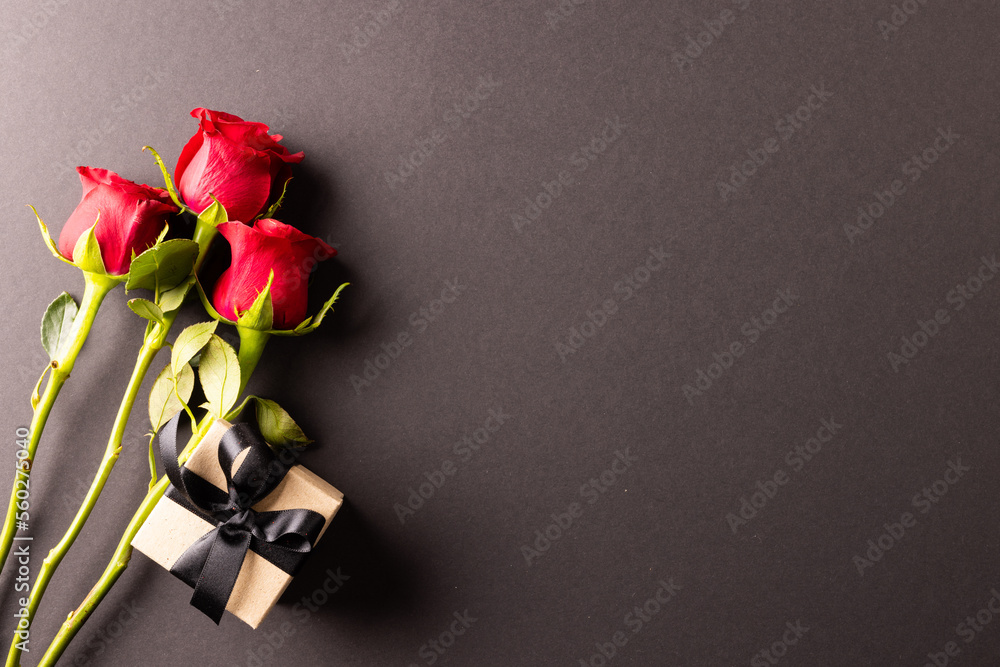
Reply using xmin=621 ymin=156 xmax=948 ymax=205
xmin=132 ymin=415 xmax=344 ymax=627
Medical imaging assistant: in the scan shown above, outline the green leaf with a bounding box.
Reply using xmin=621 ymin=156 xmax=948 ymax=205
xmin=143 ymin=146 xmax=186 ymax=211
xmin=127 ymin=298 xmax=164 ymax=324
xmin=261 ymin=178 xmax=291 ymax=220
xmin=31 ymin=206 xmax=75 ymax=266
xmin=255 ymin=397 xmax=313 ymax=449
xmin=40 ymin=292 xmax=79 ymax=360
xmin=274 ymin=282 xmax=349 ymax=336
xmin=71 ymin=221 xmax=107 ymax=275
xmin=196 ymin=199 xmax=228 ymax=230
xmin=148 ymin=362 xmax=195 ymax=432
xmin=236 ymin=270 xmax=274 ymax=331
xmin=159 ymin=276 xmax=195 ymax=313
xmin=171 ymin=321 xmax=217 ymax=376
xmin=199 ymin=334 xmax=241 ymax=419
xmin=125 ymin=239 xmax=199 ymax=292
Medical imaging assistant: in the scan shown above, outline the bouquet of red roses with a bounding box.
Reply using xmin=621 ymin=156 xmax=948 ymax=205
xmin=2 ymin=108 xmax=347 ymax=666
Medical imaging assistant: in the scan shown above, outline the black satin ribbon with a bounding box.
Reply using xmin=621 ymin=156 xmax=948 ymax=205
xmin=158 ymin=413 xmax=326 ymax=624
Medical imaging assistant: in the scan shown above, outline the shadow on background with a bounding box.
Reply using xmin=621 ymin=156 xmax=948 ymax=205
xmin=278 ymin=501 xmax=422 ymax=623
xmin=281 ymin=160 xmax=366 ymax=345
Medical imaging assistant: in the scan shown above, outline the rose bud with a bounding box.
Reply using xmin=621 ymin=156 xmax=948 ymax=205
xmin=212 ymin=219 xmax=336 ymax=330
xmin=57 ymin=167 xmax=178 ymax=275
xmin=175 ymin=108 xmax=304 ymax=223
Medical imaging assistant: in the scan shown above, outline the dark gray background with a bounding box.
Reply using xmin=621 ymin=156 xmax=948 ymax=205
xmin=1 ymin=1 xmax=999 ymax=665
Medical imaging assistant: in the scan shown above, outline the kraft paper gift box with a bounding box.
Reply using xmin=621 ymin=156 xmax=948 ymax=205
xmin=132 ymin=419 xmax=344 ymax=628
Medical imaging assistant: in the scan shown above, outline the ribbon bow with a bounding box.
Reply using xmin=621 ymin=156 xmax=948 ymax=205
xmin=159 ymin=413 xmax=325 ymax=623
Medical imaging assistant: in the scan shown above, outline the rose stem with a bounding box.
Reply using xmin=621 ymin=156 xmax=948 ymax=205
xmin=37 ymin=331 xmax=269 ymax=667
xmin=4 ymin=311 xmax=175 ymax=667
xmin=0 ymin=271 xmax=116 ymax=576
xmin=11 ymin=226 xmax=221 ymax=667
xmin=35 ymin=415 xmax=214 ymax=667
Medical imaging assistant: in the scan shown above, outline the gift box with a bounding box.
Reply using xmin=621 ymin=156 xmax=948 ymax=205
xmin=132 ymin=418 xmax=343 ymax=628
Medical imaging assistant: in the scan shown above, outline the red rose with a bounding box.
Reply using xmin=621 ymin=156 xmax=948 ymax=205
xmin=57 ymin=167 xmax=178 ymax=275
xmin=175 ymin=108 xmax=304 ymax=223
xmin=212 ymin=219 xmax=336 ymax=329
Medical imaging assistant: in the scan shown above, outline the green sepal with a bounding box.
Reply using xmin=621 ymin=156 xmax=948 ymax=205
xmin=198 ymin=334 xmax=241 ymax=419
xmin=125 ymin=239 xmax=199 ymax=293
xmin=260 ymin=178 xmax=291 ymax=220
xmin=143 ymin=146 xmax=186 ymax=212
xmin=197 ymin=275 xmax=347 ymax=337
xmin=223 ymin=395 xmax=255 ymax=422
xmin=71 ymin=220 xmax=107 ymax=275
xmin=127 ymin=298 xmax=164 ymax=324
xmin=235 ymin=270 xmax=274 ymax=331
xmin=170 ymin=321 xmax=218 ymax=376
xmin=154 ymin=222 xmax=170 ymax=246
xmin=197 ymin=198 xmax=228 ymax=230
xmin=255 ymin=397 xmax=313 ymax=449
xmin=159 ymin=276 xmax=195 ymax=313
xmin=31 ymin=206 xmax=75 ymax=267
xmin=273 ymin=282 xmax=350 ymax=336
xmin=193 ymin=274 xmax=232 ymax=324
xmin=148 ymin=362 xmax=195 ymax=432
xmin=40 ymin=292 xmax=79 ymax=360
